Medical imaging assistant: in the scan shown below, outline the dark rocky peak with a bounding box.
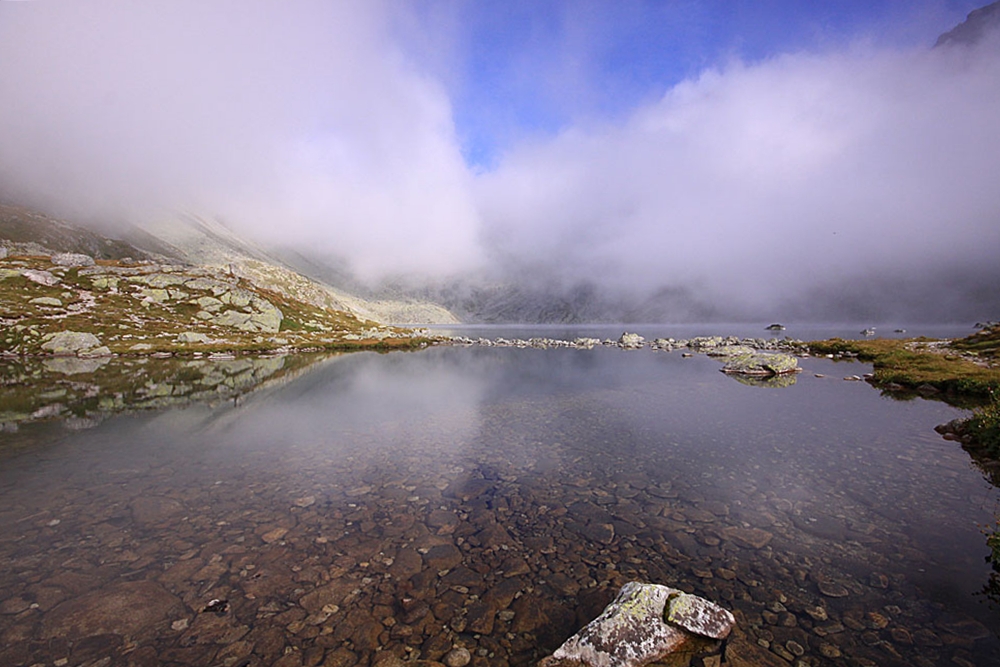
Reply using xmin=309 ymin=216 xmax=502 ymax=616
xmin=935 ymin=1 xmax=1000 ymax=47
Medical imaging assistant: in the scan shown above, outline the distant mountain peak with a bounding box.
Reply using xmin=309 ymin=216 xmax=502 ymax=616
xmin=935 ymin=1 xmax=1000 ymax=47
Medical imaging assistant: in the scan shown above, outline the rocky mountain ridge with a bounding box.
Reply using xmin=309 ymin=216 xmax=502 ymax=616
xmin=0 ymin=204 xmax=458 ymax=326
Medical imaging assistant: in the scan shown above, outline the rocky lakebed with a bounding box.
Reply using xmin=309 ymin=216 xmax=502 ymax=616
xmin=1 ymin=342 xmax=998 ymax=667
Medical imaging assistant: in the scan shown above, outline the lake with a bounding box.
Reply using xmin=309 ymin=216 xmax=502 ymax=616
xmin=1 ymin=324 xmax=998 ymax=667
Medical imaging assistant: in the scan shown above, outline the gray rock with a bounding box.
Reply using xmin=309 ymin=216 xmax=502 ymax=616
xmin=129 ymin=272 xmax=187 ymax=288
xmin=720 ymin=351 xmax=800 ymax=376
xmin=138 ymin=288 xmax=171 ymax=303
xmin=22 ymin=269 xmax=59 ymax=286
xmin=176 ymin=332 xmax=212 ymax=344
xmin=51 ymin=253 xmax=95 ymax=267
xmin=618 ymin=332 xmax=645 ymax=349
xmin=221 ymin=287 xmax=254 ymax=308
xmin=29 ymin=297 xmax=63 ymax=307
xmin=40 ymin=331 xmax=105 ymax=356
xmin=195 ymin=295 xmax=224 ymax=312
xmin=212 ymin=310 xmax=253 ymax=329
xmin=249 ymin=296 xmax=283 ymax=333
xmin=540 ymin=582 xmax=734 ymax=667
xmin=666 ymin=593 xmax=735 ymax=639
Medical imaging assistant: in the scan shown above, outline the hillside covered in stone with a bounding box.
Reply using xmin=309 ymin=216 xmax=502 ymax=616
xmin=0 ymin=203 xmax=459 ymax=328
xmin=0 ymin=203 xmax=436 ymax=358
xmin=0 ymin=251 xmax=428 ymax=358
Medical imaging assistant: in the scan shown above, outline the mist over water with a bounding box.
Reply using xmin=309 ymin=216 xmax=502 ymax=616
xmin=1 ymin=1 xmax=998 ymax=321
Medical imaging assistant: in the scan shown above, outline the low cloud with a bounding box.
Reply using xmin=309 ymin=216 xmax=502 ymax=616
xmin=475 ymin=38 xmax=1000 ymax=320
xmin=0 ymin=0 xmax=482 ymax=279
xmin=1 ymin=2 xmax=997 ymax=321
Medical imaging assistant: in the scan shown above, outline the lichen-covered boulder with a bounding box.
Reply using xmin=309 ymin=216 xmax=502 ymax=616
xmin=539 ymin=582 xmax=734 ymax=667
xmin=665 ymin=593 xmax=734 ymax=640
xmin=721 ymin=351 xmax=800 ymax=376
xmin=40 ymin=331 xmax=109 ymax=357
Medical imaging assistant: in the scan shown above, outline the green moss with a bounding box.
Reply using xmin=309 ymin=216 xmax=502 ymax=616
xmin=808 ymin=336 xmax=1000 ymax=397
xmin=965 ymin=392 xmax=1000 ymax=457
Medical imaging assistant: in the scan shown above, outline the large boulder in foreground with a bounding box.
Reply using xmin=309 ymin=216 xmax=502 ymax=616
xmin=720 ymin=351 xmax=800 ymax=376
xmin=539 ymin=582 xmax=734 ymax=667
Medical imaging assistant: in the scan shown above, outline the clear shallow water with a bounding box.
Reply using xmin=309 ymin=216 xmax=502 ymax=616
xmin=1 ymin=336 xmax=998 ymax=666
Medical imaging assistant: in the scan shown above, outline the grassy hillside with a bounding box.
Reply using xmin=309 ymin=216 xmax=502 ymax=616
xmin=0 ymin=254 xmax=430 ymax=357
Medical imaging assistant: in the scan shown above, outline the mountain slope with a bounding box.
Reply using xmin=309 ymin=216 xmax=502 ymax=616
xmin=130 ymin=213 xmax=459 ymax=325
xmin=936 ymin=1 xmax=1000 ymax=47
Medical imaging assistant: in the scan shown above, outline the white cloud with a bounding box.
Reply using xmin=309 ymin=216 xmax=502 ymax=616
xmin=0 ymin=0 xmax=482 ymax=278
xmin=475 ymin=39 xmax=1000 ymax=313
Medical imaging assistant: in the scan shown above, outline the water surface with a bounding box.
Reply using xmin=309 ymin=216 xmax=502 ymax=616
xmin=1 ymin=336 xmax=997 ymax=666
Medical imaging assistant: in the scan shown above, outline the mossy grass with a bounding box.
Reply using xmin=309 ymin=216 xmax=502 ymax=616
xmin=964 ymin=391 xmax=1000 ymax=457
xmin=808 ymin=330 xmax=1000 ymax=397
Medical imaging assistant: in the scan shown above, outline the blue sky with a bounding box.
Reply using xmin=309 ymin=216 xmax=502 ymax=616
xmin=409 ymin=0 xmax=985 ymax=167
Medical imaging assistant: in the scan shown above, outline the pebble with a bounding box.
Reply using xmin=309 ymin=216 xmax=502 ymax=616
xmin=443 ymin=647 xmax=472 ymax=667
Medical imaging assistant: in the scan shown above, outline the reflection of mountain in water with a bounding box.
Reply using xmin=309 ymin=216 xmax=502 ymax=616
xmin=0 ymin=352 xmax=337 ymax=433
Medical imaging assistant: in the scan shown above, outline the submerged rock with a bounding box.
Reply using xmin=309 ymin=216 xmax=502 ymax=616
xmin=540 ymin=582 xmax=734 ymax=667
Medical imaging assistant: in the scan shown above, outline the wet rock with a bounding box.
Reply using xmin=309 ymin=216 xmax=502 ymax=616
xmin=299 ymin=580 xmax=357 ymax=614
xmin=423 ymin=543 xmax=463 ymax=571
xmin=465 ymin=602 xmax=495 ymax=635
xmin=444 ymin=646 xmax=472 ymax=667
xmin=817 ymin=581 xmax=849 ymax=598
xmin=539 ymin=582 xmax=733 ymax=667
xmin=666 ymin=593 xmax=735 ymax=639
xmin=41 ymin=581 xmax=183 ymax=641
xmin=720 ymin=526 xmax=773 ymax=550
xmin=261 ymin=527 xmax=289 ymax=543
xmin=389 ymin=548 xmax=424 ymax=579
xmin=130 ymin=496 xmax=185 ymax=525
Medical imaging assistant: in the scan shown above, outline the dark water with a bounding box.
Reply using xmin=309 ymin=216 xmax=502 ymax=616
xmin=1 ymin=333 xmax=998 ymax=666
